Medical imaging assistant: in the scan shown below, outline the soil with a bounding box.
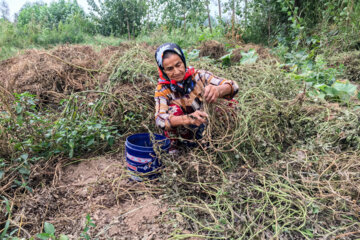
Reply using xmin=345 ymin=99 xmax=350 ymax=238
xmin=13 ymin=154 xmax=173 ymax=239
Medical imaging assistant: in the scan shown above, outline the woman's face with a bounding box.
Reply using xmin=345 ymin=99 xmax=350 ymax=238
xmin=162 ymin=54 xmax=185 ymax=82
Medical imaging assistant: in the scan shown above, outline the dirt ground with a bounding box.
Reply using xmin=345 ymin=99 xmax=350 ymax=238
xmin=15 ymin=153 xmax=173 ymax=239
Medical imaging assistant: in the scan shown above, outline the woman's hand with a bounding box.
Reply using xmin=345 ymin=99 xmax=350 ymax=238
xmin=187 ymin=110 xmax=208 ymax=126
xmin=204 ymin=85 xmax=220 ymax=103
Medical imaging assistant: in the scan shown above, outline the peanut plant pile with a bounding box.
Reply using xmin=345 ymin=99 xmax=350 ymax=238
xmin=0 ymin=42 xmax=359 ymax=239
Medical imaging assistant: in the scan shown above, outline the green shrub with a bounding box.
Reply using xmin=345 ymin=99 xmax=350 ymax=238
xmin=0 ymin=93 xmax=119 ymax=160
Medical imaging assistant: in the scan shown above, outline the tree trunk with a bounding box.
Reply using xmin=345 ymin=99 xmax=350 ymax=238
xmin=244 ymin=0 xmax=248 ymax=27
xmin=218 ymin=0 xmax=221 ymax=19
xmin=127 ymin=19 xmax=131 ymax=40
xmin=268 ymin=12 xmax=271 ymax=44
xmin=231 ymin=0 xmax=236 ymax=39
xmin=183 ymin=12 xmax=186 ymax=33
xmin=207 ymin=2 xmax=212 ymax=33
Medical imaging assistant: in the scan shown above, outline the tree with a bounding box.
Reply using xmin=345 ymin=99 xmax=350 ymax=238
xmin=0 ymin=0 xmax=9 ymax=21
xmin=17 ymin=0 xmax=86 ymax=29
xmin=159 ymin=0 xmax=207 ymax=33
xmin=87 ymin=0 xmax=147 ymax=38
xmin=206 ymin=0 xmax=212 ymax=33
xmin=217 ymin=0 xmax=222 ymax=19
xmin=244 ymin=0 xmax=247 ymax=27
xmin=231 ymin=0 xmax=235 ymax=38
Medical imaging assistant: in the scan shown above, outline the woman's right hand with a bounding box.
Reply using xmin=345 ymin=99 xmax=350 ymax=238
xmin=187 ymin=110 xmax=208 ymax=126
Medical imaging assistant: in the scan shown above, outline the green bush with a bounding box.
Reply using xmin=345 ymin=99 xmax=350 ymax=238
xmin=0 ymin=1 xmax=96 ymax=60
xmin=136 ymin=27 xmax=225 ymax=48
xmin=0 ymin=93 xmax=119 ymax=160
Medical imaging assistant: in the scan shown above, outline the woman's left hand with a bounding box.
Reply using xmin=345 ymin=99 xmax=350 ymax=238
xmin=204 ymin=85 xmax=220 ymax=103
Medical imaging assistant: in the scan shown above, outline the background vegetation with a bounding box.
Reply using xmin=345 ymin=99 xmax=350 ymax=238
xmin=0 ymin=0 xmax=359 ymax=59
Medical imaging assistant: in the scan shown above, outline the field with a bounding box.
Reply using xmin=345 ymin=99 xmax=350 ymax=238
xmin=1 ymin=39 xmax=360 ymax=239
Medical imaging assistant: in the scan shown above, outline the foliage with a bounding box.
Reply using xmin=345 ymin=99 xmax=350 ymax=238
xmin=240 ymin=49 xmax=258 ymax=64
xmin=0 ymin=19 xmax=23 ymax=60
xmin=220 ymin=48 xmax=259 ymax=67
xmin=241 ymin=0 xmax=288 ymax=44
xmin=0 ymin=93 xmax=119 ymax=161
xmin=157 ymin=0 xmax=207 ymax=32
xmin=37 ymin=222 xmax=60 ymax=240
xmin=0 ymin=197 xmax=12 ymax=239
xmin=220 ymin=49 xmax=233 ymax=67
xmin=280 ymin=50 xmax=358 ymax=103
xmin=311 ymin=80 xmax=358 ymax=102
xmin=36 ymin=215 xmax=95 ymax=240
xmin=136 ymin=26 xmax=225 ymax=49
xmin=79 ymin=214 xmax=96 ymax=240
xmin=16 ymin=0 xmax=94 ymax=43
xmin=0 ymin=0 xmax=9 ymax=21
xmin=239 ymin=0 xmax=360 ymax=56
xmin=17 ymin=0 xmax=86 ymax=30
xmin=0 ymin=0 xmax=95 ymax=60
xmin=87 ymin=0 xmax=147 ymax=37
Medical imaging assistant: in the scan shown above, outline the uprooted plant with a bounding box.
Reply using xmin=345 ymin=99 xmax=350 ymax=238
xmin=1 ymin=42 xmax=360 ymax=239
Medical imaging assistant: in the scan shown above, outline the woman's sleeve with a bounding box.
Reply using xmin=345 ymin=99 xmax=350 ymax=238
xmin=197 ymin=70 xmax=239 ymax=99
xmin=154 ymin=85 xmax=171 ymax=130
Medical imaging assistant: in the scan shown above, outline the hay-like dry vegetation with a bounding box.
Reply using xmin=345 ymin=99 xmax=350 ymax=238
xmin=0 ymin=41 xmax=359 ymax=239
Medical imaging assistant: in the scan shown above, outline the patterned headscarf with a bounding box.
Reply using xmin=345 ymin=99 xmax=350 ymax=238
xmin=155 ymin=43 xmax=195 ymax=95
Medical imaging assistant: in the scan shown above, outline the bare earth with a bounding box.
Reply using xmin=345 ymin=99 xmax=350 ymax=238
xmin=18 ymin=154 xmax=172 ymax=239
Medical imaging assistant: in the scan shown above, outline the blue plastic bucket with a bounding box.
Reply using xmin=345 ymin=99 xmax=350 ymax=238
xmin=125 ymin=133 xmax=170 ymax=181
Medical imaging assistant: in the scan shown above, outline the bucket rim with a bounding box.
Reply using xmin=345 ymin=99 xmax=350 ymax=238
xmin=125 ymin=133 xmax=170 ymax=151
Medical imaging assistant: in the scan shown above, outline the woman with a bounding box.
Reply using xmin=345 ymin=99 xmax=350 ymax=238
xmin=154 ymin=43 xmax=239 ymax=149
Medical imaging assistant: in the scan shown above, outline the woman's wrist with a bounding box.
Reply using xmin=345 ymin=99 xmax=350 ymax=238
xmin=169 ymin=115 xmax=190 ymax=127
xmin=217 ymin=84 xmax=231 ymax=98
xmin=182 ymin=115 xmax=190 ymax=125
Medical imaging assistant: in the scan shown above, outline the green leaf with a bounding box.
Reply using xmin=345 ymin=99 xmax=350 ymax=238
xmin=302 ymin=229 xmax=314 ymax=238
xmin=240 ymin=49 xmax=258 ymax=65
xmin=18 ymin=167 xmax=30 ymax=176
xmin=108 ymin=137 xmax=114 ymax=146
xmin=69 ymin=139 xmax=75 ymax=149
xmin=0 ymin=220 xmax=10 ymax=239
xmin=16 ymin=103 xmax=23 ymax=114
xmin=313 ymin=83 xmax=327 ymax=91
xmin=69 ymin=148 xmax=74 ymax=158
xmin=0 ymin=171 xmax=4 ymax=180
xmin=44 ymin=222 xmax=55 ymax=235
xmin=20 ymin=153 xmax=29 ymax=161
xmin=324 ymin=86 xmax=337 ymax=97
xmin=332 ymin=81 xmax=357 ymax=95
xmin=220 ymin=52 xmax=232 ymax=67
xmin=86 ymin=138 xmax=95 ymax=147
xmin=59 ymin=234 xmax=69 ymax=240
xmin=330 ymin=80 xmax=357 ymax=102
xmin=37 ymin=233 xmax=52 ymax=239
xmin=187 ymin=49 xmax=200 ymax=60
xmin=100 ymin=134 xmax=105 ymax=140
